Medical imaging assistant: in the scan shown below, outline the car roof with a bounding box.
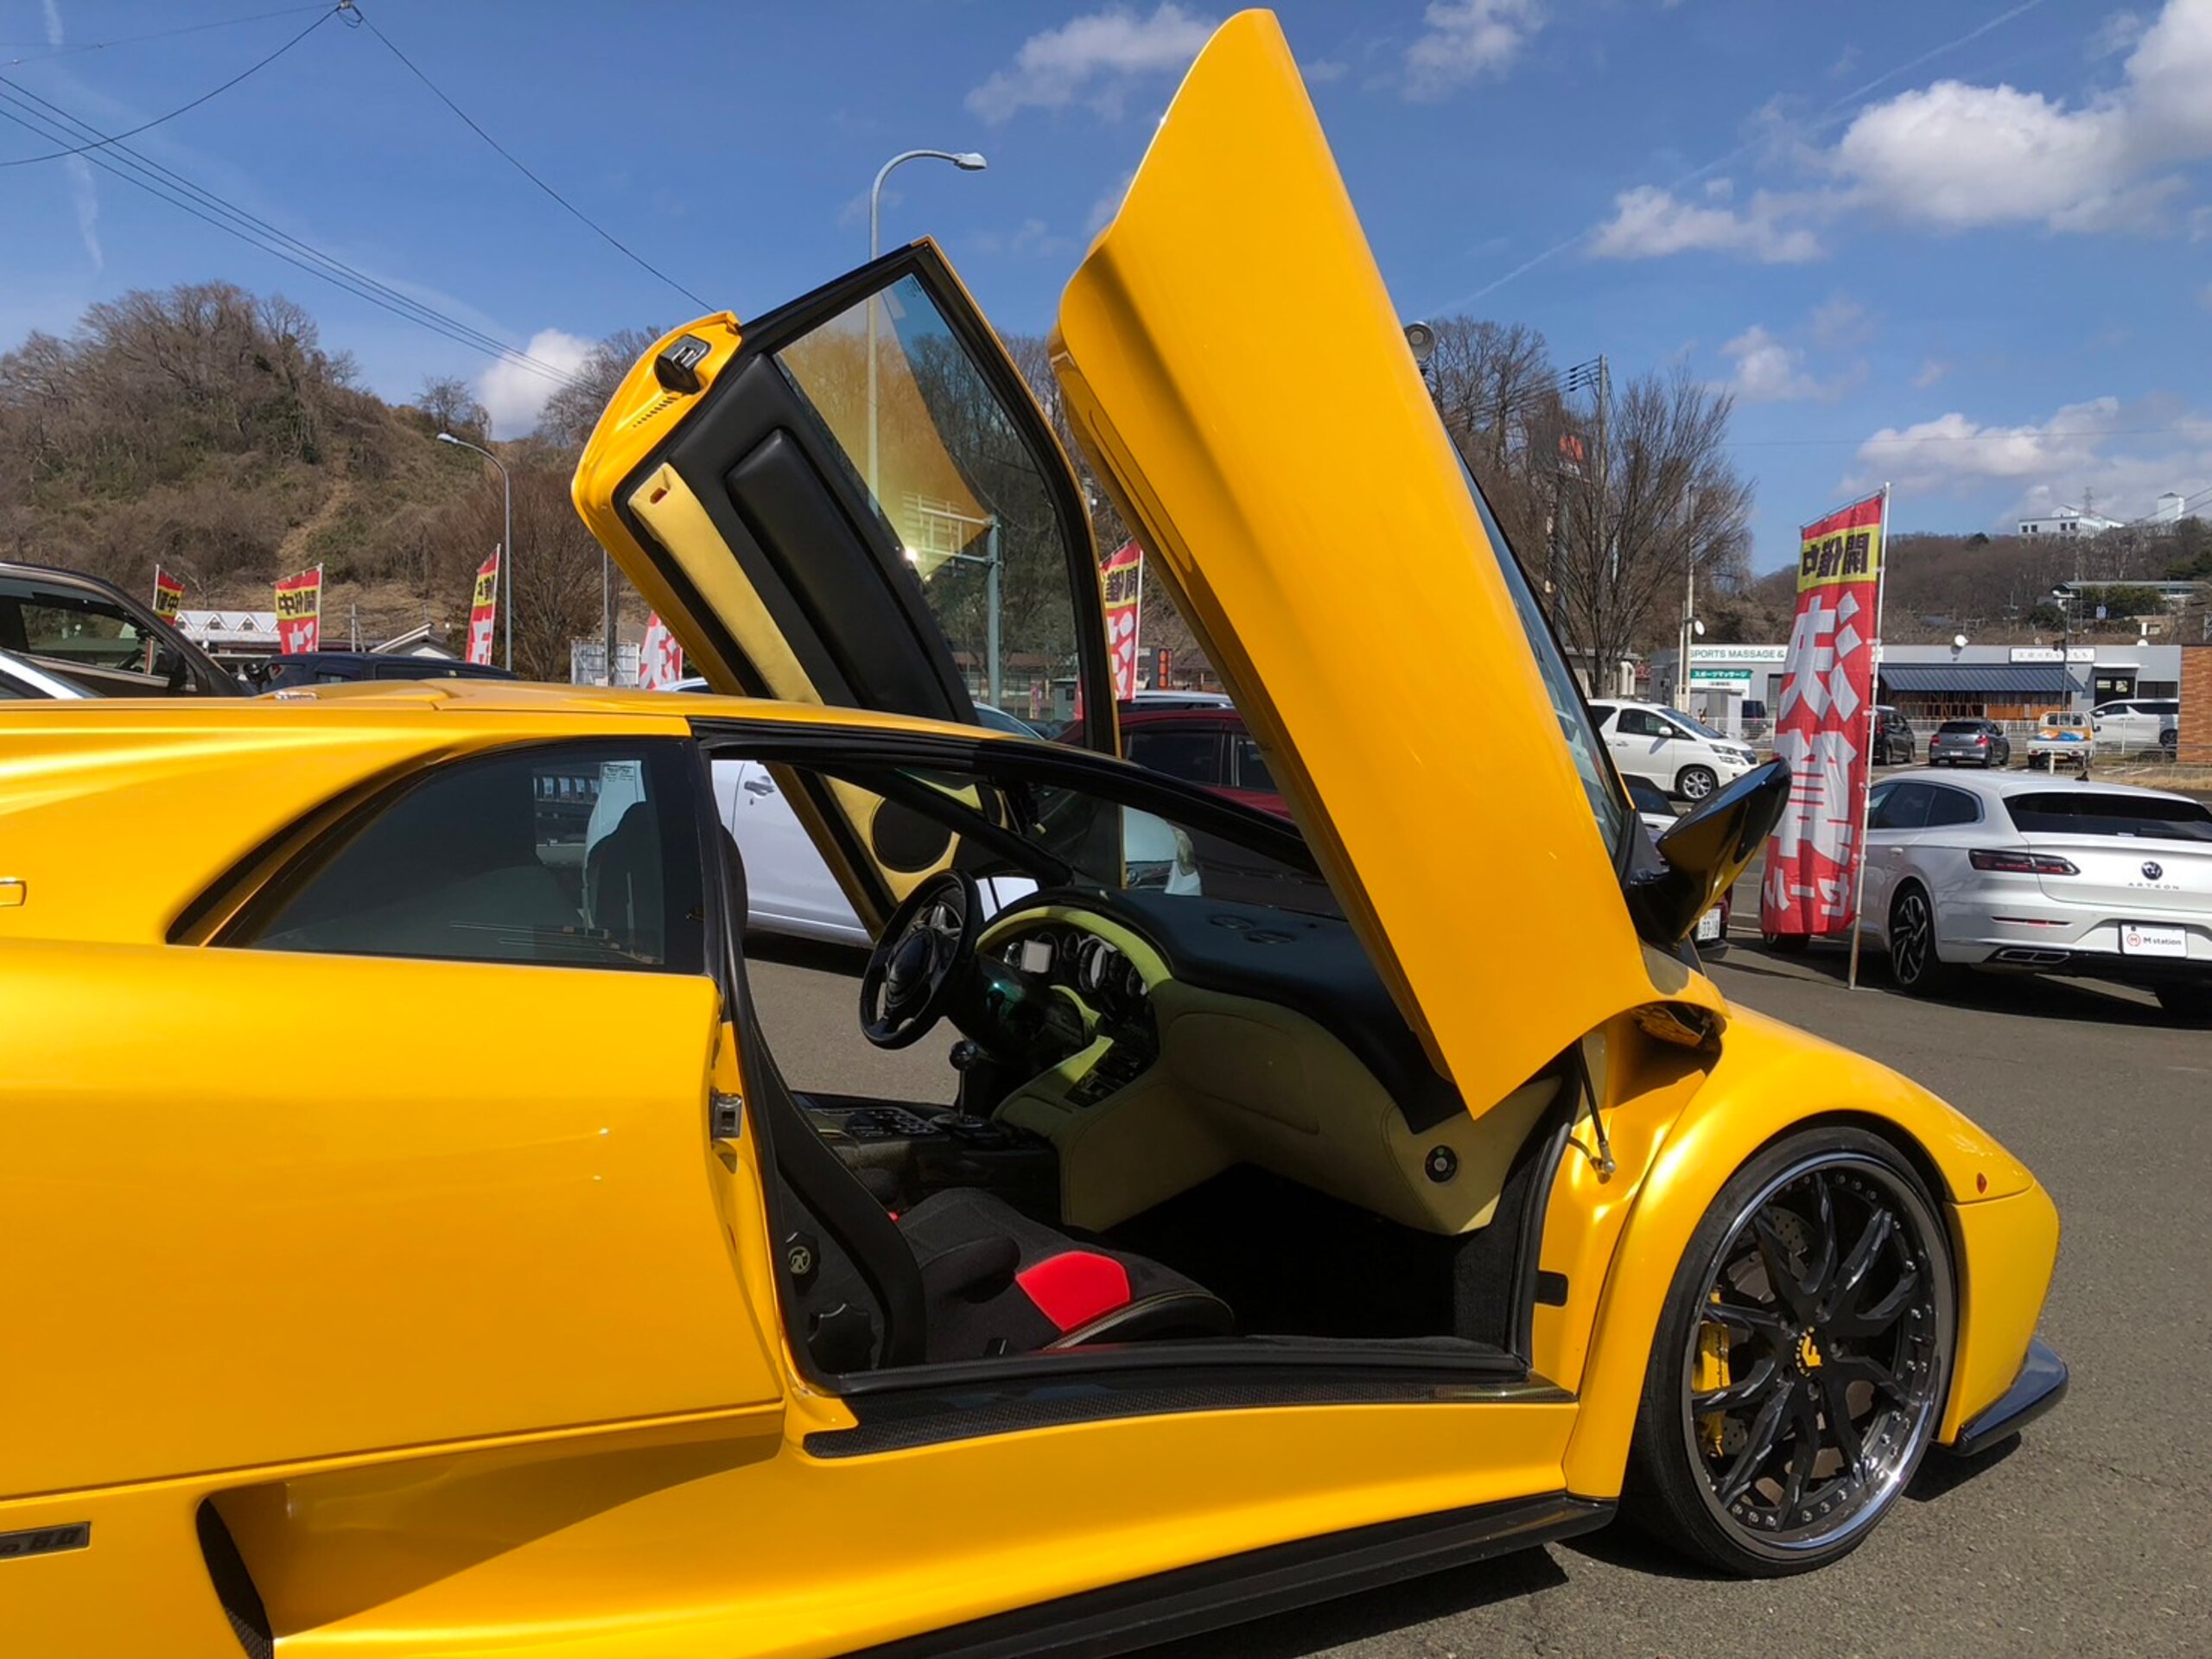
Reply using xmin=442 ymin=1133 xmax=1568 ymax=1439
xmin=1885 ymin=767 xmax=2199 ymax=804
xmin=1116 ymin=705 xmax=1243 ymax=728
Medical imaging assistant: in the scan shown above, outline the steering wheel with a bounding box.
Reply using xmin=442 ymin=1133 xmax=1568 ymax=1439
xmin=860 ymin=869 xmax=982 ymax=1049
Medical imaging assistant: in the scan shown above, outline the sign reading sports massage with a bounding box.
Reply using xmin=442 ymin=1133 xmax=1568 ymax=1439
xmin=1758 ymin=491 xmax=1887 ymax=939
xmin=273 ymin=565 xmax=322 ymax=656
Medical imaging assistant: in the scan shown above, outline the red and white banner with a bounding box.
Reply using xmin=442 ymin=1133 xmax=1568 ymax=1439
xmin=273 ymin=565 xmax=322 ymax=655
xmin=1759 ymin=490 xmax=1888 ymax=939
xmin=638 ymin=612 xmax=684 ymax=690
xmin=152 ymin=566 xmax=184 ymax=621
xmin=465 ymin=548 xmax=499 ymax=666
xmin=1100 ymin=540 xmax=1143 ymax=701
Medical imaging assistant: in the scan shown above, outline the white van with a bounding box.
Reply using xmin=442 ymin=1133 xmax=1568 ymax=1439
xmin=2092 ymin=698 xmax=2180 ymax=756
xmin=1587 ymin=698 xmax=1760 ymax=802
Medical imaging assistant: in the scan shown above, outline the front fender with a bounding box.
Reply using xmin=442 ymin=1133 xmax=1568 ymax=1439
xmin=1550 ymin=1005 xmax=2053 ymax=1498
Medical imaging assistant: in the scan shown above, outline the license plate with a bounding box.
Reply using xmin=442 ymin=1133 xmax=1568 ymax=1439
xmin=2120 ymin=923 xmax=2188 ymax=958
xmin=1696 ymin=907 xmax=1724 ymax=943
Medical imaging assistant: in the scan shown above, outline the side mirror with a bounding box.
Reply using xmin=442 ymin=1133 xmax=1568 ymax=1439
xmin=1626 ymin=760 xmax=1791 ymax=947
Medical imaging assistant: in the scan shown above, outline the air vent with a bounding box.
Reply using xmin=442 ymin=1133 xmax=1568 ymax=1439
xmin=194 ymin=1502 xmax=272 ymax=1659
xmin=622 ymin=391 xmax=681 ymax=430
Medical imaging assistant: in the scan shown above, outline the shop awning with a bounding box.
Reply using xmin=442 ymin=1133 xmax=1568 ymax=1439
xmin=1877 ymin=664 xmax=2089 ymax=695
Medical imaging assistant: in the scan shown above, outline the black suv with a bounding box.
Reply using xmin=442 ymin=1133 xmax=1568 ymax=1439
xmin=1871 ymin=705 xmax=1916 ymax=765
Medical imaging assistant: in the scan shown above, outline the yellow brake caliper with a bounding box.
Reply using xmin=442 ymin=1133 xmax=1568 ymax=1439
xmin=1695 ymin=1289 xmax=1731 ymax=1457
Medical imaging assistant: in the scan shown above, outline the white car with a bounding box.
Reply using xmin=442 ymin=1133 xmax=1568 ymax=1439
xmin=663 ymin=682 xmax=1196 ymax=944
xmin=1588 ymin=698 xmax=1758 ymax=803
xmin=2092 ymin=697 xmax=2181 ymax=756
xmin=0 ymin=648 xmax=93 ymax=701
xmin=1859 ymin=769 xmax=2212 ymax=1020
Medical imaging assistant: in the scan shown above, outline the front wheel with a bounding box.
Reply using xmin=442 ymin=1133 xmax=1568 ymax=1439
xmin=1625 ymin=1129 xmax=1955 ymax=1575
xmin=1677 ymin=765 xmax=1719 ymax=802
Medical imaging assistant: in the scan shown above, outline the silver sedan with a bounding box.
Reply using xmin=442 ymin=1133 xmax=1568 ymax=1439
xmin=1858 ymin=769 xmax=2212 ymax=1020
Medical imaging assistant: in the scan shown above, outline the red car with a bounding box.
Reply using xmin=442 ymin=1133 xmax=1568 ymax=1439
xmin=1117 ymin=705 xmax=1288 ymax=817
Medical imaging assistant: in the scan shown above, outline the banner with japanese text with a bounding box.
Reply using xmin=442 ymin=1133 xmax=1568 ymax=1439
xmin=465 ymin=549 xmax=499 ymax=666
xmin=638 ymin=612 xmax=684 ymax=690
xmin=1100 ymin=540 xmax=1143 ymax=700
xmin=273 ymin=565 xmax=322 ymax=655
xmin=152 ymin=567 xmax=184 ymax=621
xmin=1759 ymin=491 xmax=1887 ymax=938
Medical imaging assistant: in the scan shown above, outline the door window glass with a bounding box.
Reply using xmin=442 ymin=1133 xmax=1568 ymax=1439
xmin=774 ymin=273 xmax=1089 ymax=730
xmin=1126 ymin=728 xmax=1224 ymax=785
xmin=0 ymin=579 xmax=150 ymax=671
xmin=1616 ymin=708 xmax=1672 ymax=739
xmin=1870 ymin=782 xmax=1932 ymax=831
xmin=1232 ymin=734 xmax=1277 ymax=793
xmin=231 ymin=744 xmax=705 ymax=972
xmin=1923 ymin=786 xmax=1980 ymax=828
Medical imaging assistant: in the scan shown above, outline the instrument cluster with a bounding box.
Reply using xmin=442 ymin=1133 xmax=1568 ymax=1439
xmin=1001 ymin=924 xmax=1150 ymax=1023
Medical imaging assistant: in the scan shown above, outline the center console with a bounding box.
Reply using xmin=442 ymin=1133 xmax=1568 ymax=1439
xmin=801 ymin=1095 xmax=1059 ymax=1217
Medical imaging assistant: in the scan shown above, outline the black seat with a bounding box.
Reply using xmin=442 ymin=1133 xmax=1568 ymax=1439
xmin=718 ymin=832 xmax=1232 ymax=1370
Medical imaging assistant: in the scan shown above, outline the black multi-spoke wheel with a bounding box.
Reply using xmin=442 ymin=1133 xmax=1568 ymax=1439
xmin=1628 ymin=1129 xmax=1953 ymax=1574
xmin=1887 ymin=884 xmax=1954 ymax=997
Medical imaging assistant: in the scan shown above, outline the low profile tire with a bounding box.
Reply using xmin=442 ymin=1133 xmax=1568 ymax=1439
xmin=2155 ymin=982 xmax=2212 ymax=1026
xmin=1677 ymin=765 xmax=1719 ymax=802
xmin=1763 ymin=931 xmax=1812 ymax=956
xmin=1887 ymin=885 xmax=1955 ymax=998
xmin=1624 ymin=1128 xmax=1955 ymax=1576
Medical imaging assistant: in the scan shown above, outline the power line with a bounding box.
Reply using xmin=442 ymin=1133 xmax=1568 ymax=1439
xmin=0 ymin=4 xmax=327 ymax=67
xmin=0 ymin=5 xmax=340 ymax=168
xmin=0 ymin=80 xmax=580 ymax=385
xmin=351 ymin=4 xmax=710 ymax=310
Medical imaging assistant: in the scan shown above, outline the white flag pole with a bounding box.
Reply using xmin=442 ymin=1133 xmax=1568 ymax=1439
xmin=1846 ymin=484 xmax=1891 ymax=991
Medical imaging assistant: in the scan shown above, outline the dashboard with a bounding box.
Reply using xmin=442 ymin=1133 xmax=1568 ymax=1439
xmin=995 ymin=922 xmax=1151 ymax=1027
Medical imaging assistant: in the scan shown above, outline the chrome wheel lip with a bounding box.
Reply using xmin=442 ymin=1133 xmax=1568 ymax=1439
xmin=1675 ymin=1151 xmax=1953 ymax=1560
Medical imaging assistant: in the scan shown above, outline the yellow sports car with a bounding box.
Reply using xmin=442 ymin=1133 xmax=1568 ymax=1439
xmin=0 ymin=14 xmax=2060 ymax=1656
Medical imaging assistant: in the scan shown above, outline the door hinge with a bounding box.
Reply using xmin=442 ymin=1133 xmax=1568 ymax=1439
xmin=712 ymin=1092 xmax=745 ymax=1139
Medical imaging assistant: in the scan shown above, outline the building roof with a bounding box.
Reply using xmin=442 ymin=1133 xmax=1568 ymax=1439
xmin=1877 ymin=664 xmax=2092 ymax=695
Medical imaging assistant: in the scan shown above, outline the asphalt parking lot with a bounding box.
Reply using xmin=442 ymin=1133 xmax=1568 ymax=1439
xmin=750 ymin=927 xmax=2210 ymax=1659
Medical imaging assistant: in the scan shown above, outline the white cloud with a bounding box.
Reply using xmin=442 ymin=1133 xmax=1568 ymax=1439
xmin=1829 ymin=0 xmax=2212 ymax=234
xmin=1721 ymin=327 xmax=1822 ymax=403
xmin=1300 ymin=58 xmax=1349 ymax=84
xmin=969 ymin=218 xmax=1075 ymax=258
xmin=475 ymin=327 xmax=595 ymax=439
xmin=967 ymin=4 xmax=1215 ymax=124
xmin=1405 ymin=0 xmax=1542 ymax=100
xmin=1913 ymin=358 xmax=1953 ymax=389
xmin=1847 ymin=394 xmax=2212 ymax=525
xmin=1590 ymin=181 xmax=1824 ymax=263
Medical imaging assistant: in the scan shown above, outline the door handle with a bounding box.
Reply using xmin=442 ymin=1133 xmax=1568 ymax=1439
xmin=742 ymin=776 xmax=776 ymax=798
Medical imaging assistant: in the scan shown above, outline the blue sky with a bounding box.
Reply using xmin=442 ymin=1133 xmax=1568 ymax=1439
xmin=3 ymin=1 xmax=2208 ymax=570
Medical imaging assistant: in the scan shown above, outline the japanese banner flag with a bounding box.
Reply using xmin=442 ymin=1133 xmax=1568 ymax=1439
xmin=273 ymin=566 xmax=322 ymax=655
xmin=638 ymin=613 xmax=684 ymax=690
xmin=465 ymin=549 xmax=499 ymax=666
xmin=1100 ymin=541 xmax=1143 ymax=700
xmin=1759 ymin=492 xmax=1886 ymax=938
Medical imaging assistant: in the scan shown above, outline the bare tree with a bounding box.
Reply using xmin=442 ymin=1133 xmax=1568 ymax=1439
xmin=1552 ymin=369 xmax=1752 ymax=684
xmin=537 ymin=327 xmax=661 ymax=454
xmin=416 ymin=375 xmax=487 ymax=441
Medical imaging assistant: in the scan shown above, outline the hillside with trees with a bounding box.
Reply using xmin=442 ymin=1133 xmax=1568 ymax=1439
xmin=1 ymin=283 xmax=1770 ymax=685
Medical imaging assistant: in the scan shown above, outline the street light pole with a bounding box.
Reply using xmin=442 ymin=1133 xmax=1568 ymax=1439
xmin=866 ymin=149 xmax=987 ymax=497
xmin=438 ymin=432 xmax=512 ymax=672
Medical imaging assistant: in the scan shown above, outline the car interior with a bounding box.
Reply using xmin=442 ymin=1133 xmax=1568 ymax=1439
xmin=709 ymin=738 xmax=1577 ymax=1382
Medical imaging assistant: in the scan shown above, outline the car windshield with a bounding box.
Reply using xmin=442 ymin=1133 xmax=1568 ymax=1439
xmin=2004 ymin=791 xmax=2212 ymax=842
xmin=792 ymin=755 xmax=1340 ymax=918
xmin=1454 ymin=457 xmax=1628 ymax=860
xmin=1666 ymin=708 xmax=1728 ymax=741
